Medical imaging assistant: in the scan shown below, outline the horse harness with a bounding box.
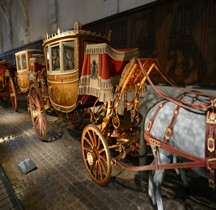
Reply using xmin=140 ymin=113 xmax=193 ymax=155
xmin=144 ymin=95 xmax=216 ymax=189
xmin=206 ymin=99 xmax=216 ymax=188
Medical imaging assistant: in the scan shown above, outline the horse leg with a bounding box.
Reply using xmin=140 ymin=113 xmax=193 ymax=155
xmin=148 ymin=160 xmax=156 ymax=205
xmin=173 ymin=155 xmax=180 ymax=175
xmin=148 ymin=159 xmax=165 ymax=209
xmin=180 ymin=168 xmax=188 ymax=188
xmin=173 ymin=156 xmax=189 ymax=188
xmin=139 ymin=117 xmax=148 ymax=181
xmin=153 ymin=169 xmax=165 ymax=210
xmin=153 ymin=151 xmax=172 ymax=210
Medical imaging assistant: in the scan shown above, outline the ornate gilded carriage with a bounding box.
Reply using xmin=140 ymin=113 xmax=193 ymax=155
xmin=42 ymin=23 xmax=113 ymax=113
xmin=0 ymin=59 xmax=17 ymax=111
xmin=28 ymin=21 xmax=113 ymax=140
xmin=15 ymin=49 xmax=45 ymax=93
xmin=28 ymin=21 xmax=140 ymax=141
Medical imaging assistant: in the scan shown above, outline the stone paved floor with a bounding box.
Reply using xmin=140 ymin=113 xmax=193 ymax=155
xmin=0 ymin=165 xmax=23 ymax=210
xmin=0 ymin=94 xmax=216 ymax=210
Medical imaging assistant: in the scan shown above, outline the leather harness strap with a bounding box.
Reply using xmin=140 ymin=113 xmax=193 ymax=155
xmin=137 ymin=58 xmax=213 ymax=111
xmin=143 ymin=132 xmax=206 ymax=169
xmin=145 ymin=97 xmax=216 ymax=189
xmin=205 ymin=100 xmax=216 ymax=188
xmin=146 ymin=100 xmax=168 ymax=134
xmin=135 ymin=58 xmax=216 ymax=189
xmin=163 ymin=93 xmax=188 ymax=143
xmin=163 ymin=105 xmax=180 ymax=143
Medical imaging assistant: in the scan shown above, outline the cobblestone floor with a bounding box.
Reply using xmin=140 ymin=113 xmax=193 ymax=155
xmin=0 ymin=95 xmax=216 ymax=210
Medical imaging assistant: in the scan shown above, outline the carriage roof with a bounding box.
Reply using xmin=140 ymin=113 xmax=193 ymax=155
xmin=15 ymin=49 xmax=44 ymax=56
xmin=42 ymin=21 xmax=111 ymax=75
xmin=15 ymin=49 xmax=44 ymax=73
xmin=43 ymin=21 xmax=111 ymax=46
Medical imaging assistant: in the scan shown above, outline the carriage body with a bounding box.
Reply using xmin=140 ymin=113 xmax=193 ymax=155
xmin=0 ymin=60 xmax=17 ymax=111
xmin=43 ymin=23 xmax=111 ymax=113
xmin=28 ymin=21 xmax=113 ymax=140
xmin=27 ymin=21 xmax=165 ymax=189
xmin=28 ymin=21 xmax=143 ymax=142
xmin=15 ymin=49 xmax=45 ymax=93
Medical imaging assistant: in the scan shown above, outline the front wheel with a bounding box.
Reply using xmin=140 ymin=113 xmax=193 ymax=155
xmin=8 ymin=77 xmax=17 ymax=112
xmin=28 ymin=84 xmax=47 ymax=140
xmin=81 ymin=124 xmax=111 ymax=186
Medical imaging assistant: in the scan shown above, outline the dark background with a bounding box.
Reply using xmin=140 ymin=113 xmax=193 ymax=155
xmin=1 ymin=0 xmax=216 ymax=88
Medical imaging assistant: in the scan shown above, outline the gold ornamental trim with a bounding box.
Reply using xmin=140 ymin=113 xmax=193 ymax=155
xmin=85 ymin=43 xmax=139 ymax=61
xmin=164 ymin=128 xmax=172 ymax=141
xmin=43 ymin=21 xmax=111 ymax=45
xmin=207 ymin=137 xmax=215 ymax=153
xmin=47 ymin=70 xmax=79 ymax=84
xmin=47 ymin=78 xmax=79 ymax=84
xmin=149 ymin=137 xmax=161 ymax=148
xmin=207 ymin=158 xmax=216 ymax=170
xmin=146 ymin=120 xmax=152 ymax=131
xmin=49 ymin=97 xmax=77 ymax=113
xmin=206 ymin=110 xmax=216 ymax=124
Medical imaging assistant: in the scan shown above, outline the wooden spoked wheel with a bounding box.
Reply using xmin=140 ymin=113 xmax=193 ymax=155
xmin=28 ymin=84 xmax=47 ymax=141
xmin=8 ymin=77 xmax=18 ymax=112
xmin=55 ymin=108 xmax=86 ymax=128
xmin=81 ymin=124 xmax=111 ymax=186
xmin=70 ymin=108 xmax=86 ymax=125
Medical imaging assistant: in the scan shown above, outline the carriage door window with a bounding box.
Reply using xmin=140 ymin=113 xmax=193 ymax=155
xmin=16 ymin=55 xmax=22 ymax=71
xmin=45 ymin=47 xmax=50 ymax=71
xmin=51 ymin=45 xmax=60 ymax=71
xmin=63 ymin=41 xmax=75 ymax=71
xmin=21 ymin=54 xmax=27 ymax=70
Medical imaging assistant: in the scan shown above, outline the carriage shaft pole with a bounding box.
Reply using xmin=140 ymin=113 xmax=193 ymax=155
xmin=111 ymin=158 xmax=205 ymax=172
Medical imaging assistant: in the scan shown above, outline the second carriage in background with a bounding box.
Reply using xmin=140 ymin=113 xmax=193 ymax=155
xmin=15 ymin=49 xmax=45 ymax=94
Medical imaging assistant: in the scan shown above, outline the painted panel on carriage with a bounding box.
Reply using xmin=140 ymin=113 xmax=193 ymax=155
xmin=16 ymin=70 xmax=30 ymax=93
xmin=47 ymin=72 xmax=79 ymax=113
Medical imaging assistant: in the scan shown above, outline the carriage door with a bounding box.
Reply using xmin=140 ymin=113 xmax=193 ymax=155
xmin=46 ymin=41 xmax=79 ymax=113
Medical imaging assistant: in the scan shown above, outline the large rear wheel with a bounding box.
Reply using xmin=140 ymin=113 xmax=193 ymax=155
xmin=81 ymin=124 xmax=111 ymax=186
xmin=8 ymin=77 xmax=17 ymax=112
xmin=28 ymin=84 xmax=47 ymax=140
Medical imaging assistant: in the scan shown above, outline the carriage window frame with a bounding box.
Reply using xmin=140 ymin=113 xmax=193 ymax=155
xmin=51 ymin=44 xmax=61 ymax=72
xmin=21 ymin=54 xmax=27 ymax=70
xmin=16 ymin=53 xmax=28 ymax=71
xmin=31 ymin=53 xmax=45 ymax=66
xmin=16 ymin=55 xmax=22 ymax=71
xmin=62 ymin=41 xmax=75 ymax=72
xmin=45 ymin=47 xmax=50 ymax=71
xmin=46 ymin=39 xmax=77 ymax=74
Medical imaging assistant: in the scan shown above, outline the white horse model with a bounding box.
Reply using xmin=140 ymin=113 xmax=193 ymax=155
xmin=142 ymin=92 xmax=215 ymax=210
